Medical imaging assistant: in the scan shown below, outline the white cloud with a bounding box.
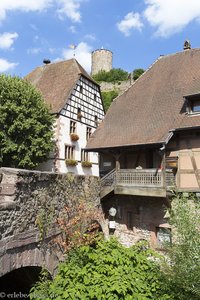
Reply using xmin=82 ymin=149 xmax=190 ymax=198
xmin=144 ymin=0 xmax=200 ymax=37
xmin=0 ymin=0 xmax=82 ymax=23
xmin=0 ymin=0 xmax=52 ymax=22
xmin=84 ymin=33 xmax=96 ymax=41
xmin=0 ymin=58 xmax=18 ymax=72
xmin=57 ymin=0 xmax=81 ymax=22
xmin=62 ymin=42 xmax=92 ymax=73
xmin=69 ymin=25 xmax=77 ymax=33
xmin=0 ymin=32 xmax=18 ymax=49
xmin=27 ymin=47 xmax=42 ymax=55
xmin=117 ymin=12 xmax=143 ymax=36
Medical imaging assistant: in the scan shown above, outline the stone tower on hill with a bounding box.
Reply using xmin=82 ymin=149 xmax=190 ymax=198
xmin=91 ymin=49 xmax=113 ymax=76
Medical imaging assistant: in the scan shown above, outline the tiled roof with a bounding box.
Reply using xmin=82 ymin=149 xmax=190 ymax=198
xmin=86 ymin=48 xmax=200 ymax=150
xmin=25 ymin=59 xmax=95 ymax=113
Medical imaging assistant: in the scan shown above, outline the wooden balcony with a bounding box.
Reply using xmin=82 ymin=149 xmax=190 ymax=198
xmin=100 ymin=168 xmax=175 ymax=198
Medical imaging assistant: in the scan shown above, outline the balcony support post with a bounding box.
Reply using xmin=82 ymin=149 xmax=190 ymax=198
xmin=114 ymin=153 xmax=121 ymax=171
xmin=161 ymin=151 xmax=166 ymax=188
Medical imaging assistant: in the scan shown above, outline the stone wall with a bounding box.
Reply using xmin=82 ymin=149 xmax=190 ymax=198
xmin=102 ymin=194 xmax=170 ymax=248
xmin=100 ymin=80 xmax=132 ymax=94
xmin=0 ymin=168 xmax=101 ymax=276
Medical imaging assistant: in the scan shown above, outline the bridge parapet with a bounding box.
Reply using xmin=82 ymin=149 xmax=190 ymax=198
xmin=0 ymin=168 xmax=101 ymax=277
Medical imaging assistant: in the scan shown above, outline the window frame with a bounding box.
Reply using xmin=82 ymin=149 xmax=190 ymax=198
xmin=86 ymin=126 xmax=92 ymax=140
xmin=81 ymin=149 xmax=90 ymax=162
xmin=185 ymin=94 xmax=200 ymax=115
xmin=70 ymin=120 xmax=76 ymax=134
xmin=65 ymin=145 xmax=75 ymax=160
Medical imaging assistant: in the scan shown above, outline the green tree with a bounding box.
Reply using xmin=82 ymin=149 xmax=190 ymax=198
xmin=30 ymin=239 xmax=169 ymax=300
xmin=161 ymin=193 xmax=200 ymax=299
xmin=93 ymin=68 xmax=128 ymax=83
xmin=0 ymin=74 xmax=54 ymax=169
xmin=132 ymin=68 xmax=145 ymax=80
xmin=101 ymin=90 xmax=119 ymax=111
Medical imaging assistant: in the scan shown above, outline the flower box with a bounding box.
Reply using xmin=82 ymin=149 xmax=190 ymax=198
xmin=81 ymin=161 xmax=92 ymax=168
xmin=65 ymin=159 xmax=78 ymax=166
xmin=70 ymin=133 xmax=79 ymax=141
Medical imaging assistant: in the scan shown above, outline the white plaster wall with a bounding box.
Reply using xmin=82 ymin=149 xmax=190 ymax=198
xmin=56 ymin=115 xmax=99 ymax=176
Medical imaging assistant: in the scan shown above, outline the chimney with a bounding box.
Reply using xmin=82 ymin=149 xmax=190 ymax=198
xmin=183 ymin=40 xmax=191 ymax=50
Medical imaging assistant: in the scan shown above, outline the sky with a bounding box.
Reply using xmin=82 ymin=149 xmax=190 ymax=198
xmin=1 ymin=0 xmax=200 ymax=77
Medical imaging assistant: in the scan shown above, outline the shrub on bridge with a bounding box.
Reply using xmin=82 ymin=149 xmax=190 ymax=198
xmin=0 ymin=74 xmax=54 ymax=169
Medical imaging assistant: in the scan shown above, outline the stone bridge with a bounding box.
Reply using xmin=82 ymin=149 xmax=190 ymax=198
xmin=0 ymin=168 xmax=101 ymax=298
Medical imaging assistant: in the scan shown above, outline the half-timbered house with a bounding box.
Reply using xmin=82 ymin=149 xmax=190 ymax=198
xmin=26 ymin=59 xmax=104 ymax=175
xmin=86 ymin=45 xmax=200 ymax=247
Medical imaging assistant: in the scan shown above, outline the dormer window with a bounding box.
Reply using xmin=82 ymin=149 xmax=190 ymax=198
xmin=185 ymin=94 xmax=200 ymax=114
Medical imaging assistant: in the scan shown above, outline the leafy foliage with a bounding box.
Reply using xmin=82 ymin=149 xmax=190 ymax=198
xmin=132 ymin=68 xmax=145 ymax=80
xmin=161 ymin=193 xmax=200 ymax=299
xmin=101 ymin=90 xmax=119 ymax=111
xmin=30 ymin=239 xmax=169 ymax=300
xmin=93 ymin=68 xmax=128 ymax=83
xmin=0 ymin=74 xmax=54 ymax=169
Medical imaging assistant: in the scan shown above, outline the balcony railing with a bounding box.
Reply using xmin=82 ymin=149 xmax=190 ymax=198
xmin=100 ymin=168 xmax=176 ymax=197
xmin=116 ymin=169 xmax=163 ymax=187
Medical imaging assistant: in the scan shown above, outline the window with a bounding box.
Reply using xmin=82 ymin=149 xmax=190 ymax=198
xmin=94 ymin=93 xmax=97 ymax=101
xmin=70 ymin=121 xmax=76 ymax=134
xmin=192 ymin=99 xmax=200 ymax=112
xmin=156 ymin=227 xmax=171 ymax=248
xmin=65 ymin=145 xmax=75 ymax=159
xmin=79 ymin=85 xmax=83 ymax=93
xmin=86 ymin=127 xmax=92 ymax=140
xmin=81 ymin=149 xmax=89 ymax=161
xmin=186 ymin=95 xmax=200 ymax=114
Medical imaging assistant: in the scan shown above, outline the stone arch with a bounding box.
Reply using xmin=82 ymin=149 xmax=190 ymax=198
xmin=0 ymin=232 xmax=63 ymax=278
xmin=0 ymin=266 xmax=51 ymax=299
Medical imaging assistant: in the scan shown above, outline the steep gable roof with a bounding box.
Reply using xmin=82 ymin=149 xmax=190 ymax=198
xmin=25 ymin=59 xmax=96 ymax=113
xmin=86 ymin=48 xmax=200 ymax=150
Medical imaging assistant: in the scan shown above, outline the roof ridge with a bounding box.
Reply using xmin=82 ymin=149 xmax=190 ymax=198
xmin=157 ymin=47 xmax=200 ymax=60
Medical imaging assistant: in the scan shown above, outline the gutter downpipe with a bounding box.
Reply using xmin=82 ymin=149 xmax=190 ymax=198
xmin=160 ymin=131 xmax=174 ymax=188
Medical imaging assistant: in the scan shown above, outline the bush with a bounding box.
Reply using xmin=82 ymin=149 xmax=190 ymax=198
xmin=102 ymin=90 xmax=119 ymax=111
xmin=132 ymin=68 xmax=145 ymax=80
xmin=93 ymin=68 xmax=128 ymax=83
xmin=160 ymin=193 xmax=200 ymax=299
xmin=30 ymin=239 xmax=170 ymax=300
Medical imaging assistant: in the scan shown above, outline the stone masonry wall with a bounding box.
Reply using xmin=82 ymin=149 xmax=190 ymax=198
xmin=0 ymin=168 xmax=101 ymax=276
xmin=0 ymin=168 xmax=101 ymax=240
xmin=102 ymin=194 xmax=170 ymax=248
xmin=100 ymin=80 xmax=132 ymax=94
